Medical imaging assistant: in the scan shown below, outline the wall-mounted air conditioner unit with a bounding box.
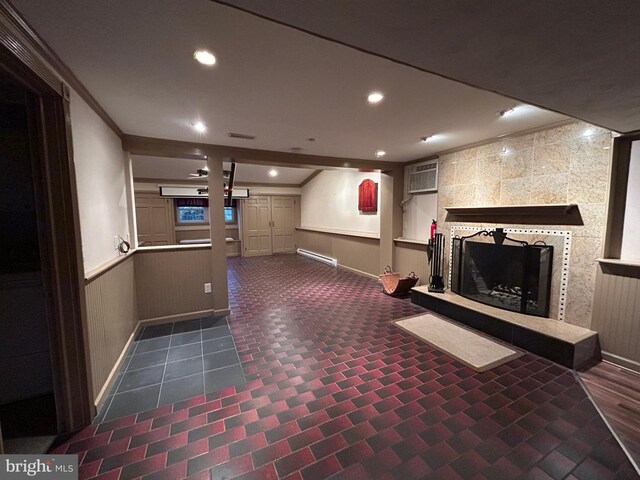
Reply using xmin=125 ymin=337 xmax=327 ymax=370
xmin=407 ymin=160 xmax=438 ymax=194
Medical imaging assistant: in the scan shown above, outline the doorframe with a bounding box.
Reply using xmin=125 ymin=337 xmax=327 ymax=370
xmin=0 ymin=4 xmax=93 ymax=432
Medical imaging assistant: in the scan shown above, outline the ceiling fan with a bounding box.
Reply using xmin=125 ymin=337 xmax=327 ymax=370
xmin=187 ymin=166 xmax=208 ymax=180
xmin=186 ymin=162 xmax=236 ymax=206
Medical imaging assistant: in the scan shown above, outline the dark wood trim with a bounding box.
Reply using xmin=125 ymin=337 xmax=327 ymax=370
xmin=604 ymin=132 xmax=640 ymax=258
xmin=300 ymin=169 xmax=322 ymax=187
xmin=0 ymin=2 xmax=62 ymax=95
xmin=444 ymin=204 xmax=584 ymax=226
xmin=122 ymin=134 xmax=399 ymax=171
xmin=235 ymin=181 xmax=301 ymax=188
xmin=445 ymin=204 xmax=578 ymax=216
xmin=0 ymin=14 xmax=93 ymax=432
xmin=0 ymin=0 xmax=123 ymax=137
xmin=134 ymin=177 xmax=206 ymax=186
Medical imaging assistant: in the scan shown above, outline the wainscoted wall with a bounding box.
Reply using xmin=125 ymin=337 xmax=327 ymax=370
xmin=135 ymin=247 xmax=213 ymax=321
xmin=301 ymin=170 xmax=381 ymax=237
xmin=436 ymin=121 xmax=613 ymax=328
xmin=85 ymin=256 xmax=137 ymax=400
xmin=393 ymin=242 xmax=428 ymax=287
xmin=591 ymin=264 xmax=640 ymax=370
xmin=296 ymin=229 xmax=380 ymax=276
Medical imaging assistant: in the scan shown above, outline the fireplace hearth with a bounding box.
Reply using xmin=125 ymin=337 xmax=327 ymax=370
xmin=451 ymin=228 xmax=553 ymax=317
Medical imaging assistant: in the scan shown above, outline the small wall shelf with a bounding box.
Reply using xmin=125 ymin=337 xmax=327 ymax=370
xmin=393 ymin=237 xmax=429 ymax=246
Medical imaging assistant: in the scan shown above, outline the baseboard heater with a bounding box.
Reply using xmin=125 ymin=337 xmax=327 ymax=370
xmin=297 ymin=248 xmax=338 ymax=267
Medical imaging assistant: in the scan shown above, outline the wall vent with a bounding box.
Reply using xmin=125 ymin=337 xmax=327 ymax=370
xmin=408 ymin=160 xmax=438 ymax=193
xmin=228 ymin=132 xmax=255 ymax=140
xmin=297 ymin=248 xmax=338 ymax=267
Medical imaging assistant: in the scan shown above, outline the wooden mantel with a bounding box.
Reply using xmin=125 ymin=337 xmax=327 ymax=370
xmin=444 ymin=204 xmax=581 ymax=225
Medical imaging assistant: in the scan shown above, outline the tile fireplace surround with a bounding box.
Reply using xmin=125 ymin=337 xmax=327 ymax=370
xmin=436 ymin=121 xmax=613 ymax=329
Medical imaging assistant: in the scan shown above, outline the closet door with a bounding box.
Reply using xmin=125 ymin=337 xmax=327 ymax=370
xmin=135 ymin=193 xmax=174 ymax=246
xmin=271 ymin=196 xmax=296 ymax=253
xmin=243 ymin=196 xmax=272 ymax=256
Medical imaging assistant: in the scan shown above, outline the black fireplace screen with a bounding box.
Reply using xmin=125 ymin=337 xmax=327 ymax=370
xmin=451 ymin=231 xmax=553 ymax=317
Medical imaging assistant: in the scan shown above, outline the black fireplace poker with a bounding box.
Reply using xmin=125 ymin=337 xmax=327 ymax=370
xmin=427 ymin=232 xmax=446 ymax=293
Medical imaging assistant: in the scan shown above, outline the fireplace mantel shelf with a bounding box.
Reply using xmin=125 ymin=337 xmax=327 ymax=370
xmin=445 ymin=204 xmax=578 ymax=217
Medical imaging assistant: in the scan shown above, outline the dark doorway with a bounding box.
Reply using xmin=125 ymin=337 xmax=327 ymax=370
xmin=0 ymin=71 xmax=58 ymax=453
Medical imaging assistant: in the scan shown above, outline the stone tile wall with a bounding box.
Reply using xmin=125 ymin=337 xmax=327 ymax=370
xmin=437 ymin=121 xmax=613 ymax=328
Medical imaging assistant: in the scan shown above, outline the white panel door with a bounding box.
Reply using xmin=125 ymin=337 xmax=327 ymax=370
xmin=271 ymin=196 xmax=296 ymax=253
xmin=243 ymin=196 xmax=272 ymax=256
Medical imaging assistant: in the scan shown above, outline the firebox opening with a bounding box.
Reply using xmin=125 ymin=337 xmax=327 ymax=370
xmin=452 ymin=235 xmax=553 ymax=317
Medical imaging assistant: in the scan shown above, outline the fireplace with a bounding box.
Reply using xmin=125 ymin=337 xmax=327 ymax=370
xmin=451 ymin=229 xmax=553 ymax=317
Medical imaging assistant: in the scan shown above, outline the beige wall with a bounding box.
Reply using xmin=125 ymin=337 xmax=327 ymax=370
xmin=85 ymin=256 xmax=137 ymax=401
xmin=297 ymin=229 xmax=380 ymax=276
xmin=436 ymin=121 xmax=613 ymax=328
xmin=592 ymin=264 xmax=640 ymax=370
xmin=70 ymin=89 xmax=131 ymax=273
xmin=394 ymin=243 xmax=429 ymax=286
xmin=301 ymin=170 xmax=381 ymax=237
xmin=135 ymin=247 xmax=214 ymax=321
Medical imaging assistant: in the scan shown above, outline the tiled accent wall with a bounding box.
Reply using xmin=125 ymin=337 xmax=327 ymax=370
xmin=437 ymin=121 xmax=613 ymax=328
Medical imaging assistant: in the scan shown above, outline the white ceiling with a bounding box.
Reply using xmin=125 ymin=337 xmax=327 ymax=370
xmin=219 ymin=0 xmax=640 ymax=134
xmin=13 ymin=0 xmax=568 ymax=163
xmin=132 ymin=155 xmax=316 ymax=185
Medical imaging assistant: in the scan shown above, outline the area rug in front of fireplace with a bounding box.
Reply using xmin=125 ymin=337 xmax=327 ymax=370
xmin=395 ymin=314 xmax=523 ymax=372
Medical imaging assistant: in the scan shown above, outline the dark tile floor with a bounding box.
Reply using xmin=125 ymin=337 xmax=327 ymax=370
xmin=96 ymin=317 xmax=245 ymax=423
xmin=54 ymin=254 xmax=638 ymax=479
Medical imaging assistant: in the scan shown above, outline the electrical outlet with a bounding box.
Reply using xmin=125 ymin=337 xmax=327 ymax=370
xmin=204 ymin=283 xmax=212 ymax=294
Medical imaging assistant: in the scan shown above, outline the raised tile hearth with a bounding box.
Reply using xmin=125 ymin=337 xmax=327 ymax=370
xmin=411 ymin=287 xmax=599 ymax=369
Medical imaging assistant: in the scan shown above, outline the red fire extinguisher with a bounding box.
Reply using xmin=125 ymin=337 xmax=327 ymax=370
xmin=430 ymin=219 xmax=437 ymax=240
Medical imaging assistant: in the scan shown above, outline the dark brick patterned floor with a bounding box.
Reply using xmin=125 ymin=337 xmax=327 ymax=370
xmin=55 ymin=254 xmax=638 ymax=479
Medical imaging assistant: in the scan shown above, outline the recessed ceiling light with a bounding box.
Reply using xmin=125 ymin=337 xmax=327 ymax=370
xmin=193 ymin=49 xmax=216 ymax=66
xmin=375 ymin=150 xmax=386 ymax=158
xmin=269 ymin=169 xmax=278 ymax=177
xmin=367 ymin=92 xmax=384 ymax=104
xmin=192 ymin=121 xmax=207 ymax=133
xmin=420 ymin=136 xmax=433 ymax=143
xmin=497 ymin=108 xmax=515 ymax=117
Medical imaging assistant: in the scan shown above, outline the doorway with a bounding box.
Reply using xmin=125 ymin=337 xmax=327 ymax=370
xmin=0 ymin=72 xmax=57 ymax=453
xmin=242 ymin=196 xmax=296 ymax=256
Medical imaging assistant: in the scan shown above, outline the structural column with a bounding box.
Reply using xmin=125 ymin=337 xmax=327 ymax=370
xmin=207 ymin=153 xmax=230 ymax=313
xmin=379 ymin=166 xmax=404 ymax=273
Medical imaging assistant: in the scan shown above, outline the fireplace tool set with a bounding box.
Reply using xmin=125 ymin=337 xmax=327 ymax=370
xmin=427 ymin=220 xmax=445 ymax=293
